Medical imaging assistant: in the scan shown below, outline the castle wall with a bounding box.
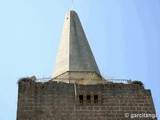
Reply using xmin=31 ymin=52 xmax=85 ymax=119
xmin=53 ymin=71 xmax=106 ymax=84
xmin=17 ymin=79 xmax=157 ymax=120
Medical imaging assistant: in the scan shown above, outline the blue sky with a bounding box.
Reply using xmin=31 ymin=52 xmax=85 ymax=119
xmin=0 ymin=0 xmax=160 ymax=119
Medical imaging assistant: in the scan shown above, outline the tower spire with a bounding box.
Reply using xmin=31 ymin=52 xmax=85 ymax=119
xmin=53 ymin=11 xmax=104 ymax=84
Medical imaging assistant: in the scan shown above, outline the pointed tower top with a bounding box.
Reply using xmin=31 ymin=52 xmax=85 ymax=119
xmin=53 ymin=11 xmax=104 ymax=84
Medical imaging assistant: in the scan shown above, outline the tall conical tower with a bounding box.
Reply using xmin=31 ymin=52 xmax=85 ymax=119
xmin=17 ymin=10 xmax=157 ymax=120
xmin=53 ymin=11 xmax=105 ymax=84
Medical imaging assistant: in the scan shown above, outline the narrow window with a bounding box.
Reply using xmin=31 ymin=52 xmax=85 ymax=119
xmin=87 ymin=95 xmax=91 ymax=103
xmin=79 ymin=95 xmax=83 ymax=104
xmin=94 ymin=95 xmax=98 ymax=103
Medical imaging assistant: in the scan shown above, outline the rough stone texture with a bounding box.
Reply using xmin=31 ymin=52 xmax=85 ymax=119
xmin=53 ymin=11 xmax=100 ymax=78
xmin=17 ymin=10 xmax=157 ymax=120
xmin=17 ymin=79 xmax=157 ymax=120
xmin=53 ymin=71 xmax=107 ymax=85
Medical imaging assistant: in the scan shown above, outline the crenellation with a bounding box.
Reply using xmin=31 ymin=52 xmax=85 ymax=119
xmin=16 ymin=10 xmax=157 ymax=120
xmin=17 ymin=80 xmax=157 ymax=120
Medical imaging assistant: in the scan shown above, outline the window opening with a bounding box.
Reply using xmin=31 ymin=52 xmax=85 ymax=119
xmin=79 ymin=95 xmax=83 ymax=104
xmin=94 ymin=95 xmax=98 ymax=103
xmin=87 ymin=95 xmax=91 ymax=103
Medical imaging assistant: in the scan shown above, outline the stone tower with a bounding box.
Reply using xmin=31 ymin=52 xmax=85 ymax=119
xmin=17 ymin=11 xmax=157 ymax=120
xmin=53 ymin=11 xmax=105 ymax=85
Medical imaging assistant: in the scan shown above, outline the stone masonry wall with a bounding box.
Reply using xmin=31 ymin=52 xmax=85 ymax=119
xmin=53 ymin=71 xmax=106 ymax=85
xmin=17 ymin=79 xmax=157 ymax=120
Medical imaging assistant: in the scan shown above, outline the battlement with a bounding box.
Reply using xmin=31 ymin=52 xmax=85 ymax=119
xmin=16 ymin=10 xmax=157 ymax=119
xmin=17 ymin=77 xmax=156 ymax=120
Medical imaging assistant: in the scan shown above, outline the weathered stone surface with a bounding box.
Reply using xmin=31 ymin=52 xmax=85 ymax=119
xmin=53 ymin=11 xmax=100 ymax=78
xmin=53 ymin=71 xmax=107 ymax=85
xmin=17 ymin=80 xmax=157 ymax=120
xmin=17 ymin=10 xmax=157 ymax=120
